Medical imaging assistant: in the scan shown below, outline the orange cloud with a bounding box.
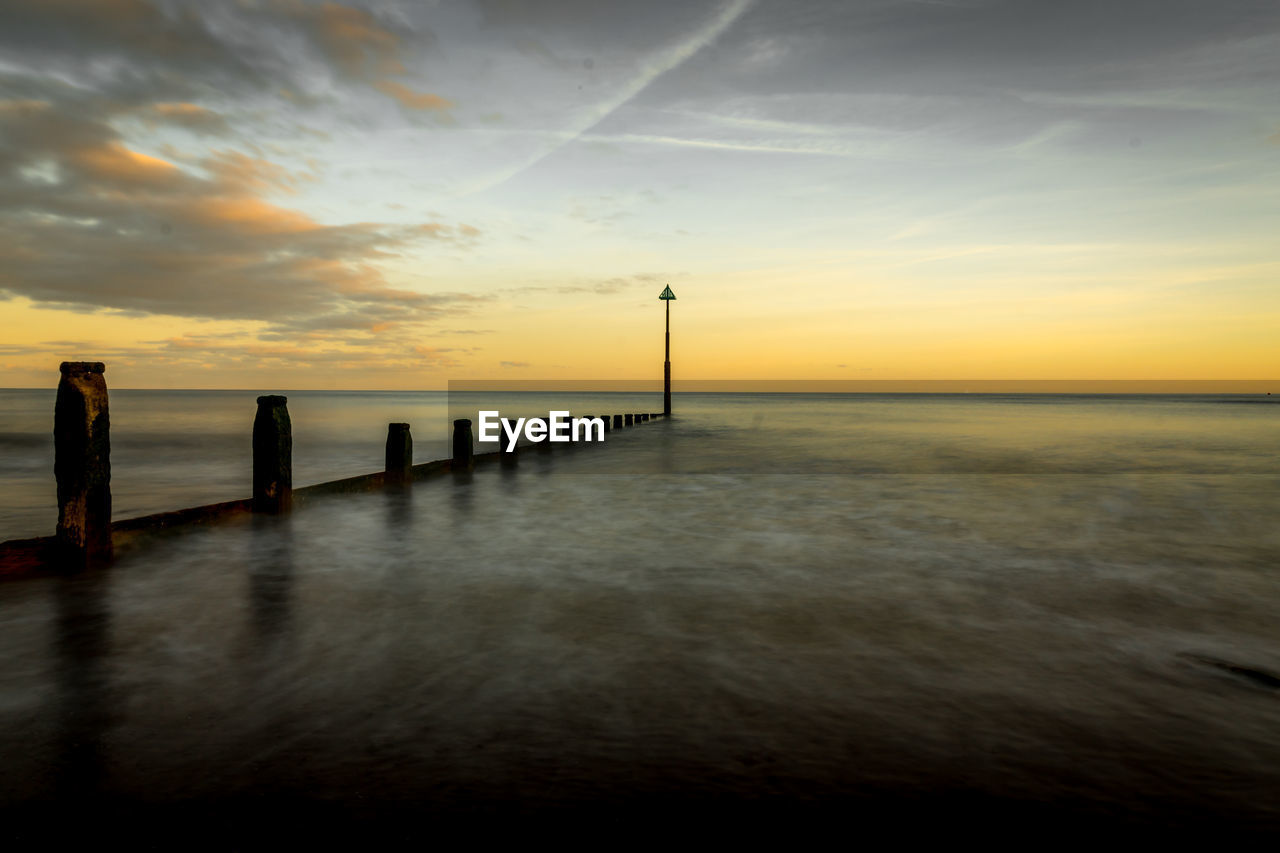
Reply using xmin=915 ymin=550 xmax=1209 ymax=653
xmin=204 ymin=150 xmax=305 ymax=194
xmin=0 ymin=99 xmax=50 ymax=114
xmin=279 ymin=0 xmax=404 ymax=80
xmin=143 ymin=102 xmax=230 ymax=134
xmin=265 ymin=3 xmax=454 ymax=115
xmin=186 ymin=197 xmax=316 ymax=235
xmin=68 ymin=142 xmax=179 ymax=186
xmin=374 ymin=80 xmax=453 ymax=112
xmin=150 ymin=102 xmax=206 ymax=117
xmin=1 ymin=96 xmax=482 ymax=329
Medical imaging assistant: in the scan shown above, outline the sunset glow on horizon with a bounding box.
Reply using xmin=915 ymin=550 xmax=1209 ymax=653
xmin=2 ymin=0 xmax=1278 ymax=389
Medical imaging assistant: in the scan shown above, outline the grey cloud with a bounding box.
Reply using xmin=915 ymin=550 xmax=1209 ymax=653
xmin=0 ymin=95 xmax=481 ymax=326
xmin=0 ymin=1 xmax=449 ymax=118
xmin=691 ymin=0 xmax=1280 ymax=94
xmin=0 ymin=1 xmax=476 ymax=340
xmin=608 ymin=0 xmax=1280 ymax=160
xmin=473 ymin=0 xmax=723 ymax=47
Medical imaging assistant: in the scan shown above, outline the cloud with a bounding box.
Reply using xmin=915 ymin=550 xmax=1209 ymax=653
xmin=0 ymin=95 xmax=481 ymax=330
xmin=558 ymin=277 xmax=631 ymax=295
xmin=268 ymin=2 xmax=451 ymax=114
xmin=16 ymin=327 xmax=477 ymax=374
xmin=499 ymin=273 xmax=665 ymax=297
xmin=0 ymin=1 xmax=450 ymax=117
xmin=499 ymin=360 xmax=530 ymax=368
xmin=0 ymin=0 xmax=479 ymax=375
xmin=142 ymin=103 xmax=232 ymax=135
xmin=374 ymin=80 xmax=454 ymax=113
xmin=288 ymin=0 xmax=407 ymax=80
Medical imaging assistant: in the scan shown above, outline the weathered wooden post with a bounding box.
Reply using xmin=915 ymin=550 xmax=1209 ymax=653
xmin=253 ymin=395 xmax=292 ymax=513
xmin=499 ymin=418 xmax=518 ymax=467
xmin=613 ymin=414 xmax=623 ymax=429
xmin=624 ymin=414 xmax=633 ymax=426
xmin=601 ymin=414 xmax=611 ymax=433
xmin=385 ymin=422 xmax=412 ymax=484
xmin=54 ymin=361 xmax=112 ymax=561
xmin=453 ymin=418 xmax=474 ymax=471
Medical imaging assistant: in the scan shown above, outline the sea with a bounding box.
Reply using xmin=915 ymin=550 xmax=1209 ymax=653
xmin=1 ymin=390 xmax=1278 ymax=839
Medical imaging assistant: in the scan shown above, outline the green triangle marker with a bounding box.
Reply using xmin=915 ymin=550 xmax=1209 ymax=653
xmin=659 ymin=285 xmax=676 ymax=300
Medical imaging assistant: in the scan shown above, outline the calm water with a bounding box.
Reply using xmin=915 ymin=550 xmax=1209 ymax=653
xmin=1 ymin=391 xmax=1279 ymax=836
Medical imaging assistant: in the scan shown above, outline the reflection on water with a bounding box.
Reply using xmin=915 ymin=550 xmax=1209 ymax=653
xmin=248 ymin=515 xmax=294 ymax=645
xmin=52 ymin=570 xmax=111 ymax=802
xmin=0 ymin=394 xmax=1278 ymax=835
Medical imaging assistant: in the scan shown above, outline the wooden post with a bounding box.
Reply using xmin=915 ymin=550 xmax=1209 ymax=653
xmin=253 ymin=395 xmax=292 ymax=513
xmin=499 ymin=418 xmax=518 ymax=467
xmin=613 ymin=414 xmax=623 ymax=429
xmin=601 ymin=414 xmax=611 ymax=432
xmin=54 ymin=361 xmax=111 ymax=561
xmin=453 ymin=418 xmax=474 ymax=471
xmin=385 ymin=422 xmax=412 ymax=483
xmin=624 ymin=414 xmax=633 ymax=426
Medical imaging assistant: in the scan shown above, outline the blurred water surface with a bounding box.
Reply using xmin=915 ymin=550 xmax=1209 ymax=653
xmin=0 ymin=392 xmax=1278 ymax=834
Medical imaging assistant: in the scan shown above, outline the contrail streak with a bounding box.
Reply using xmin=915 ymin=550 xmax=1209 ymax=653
xmin=458 ymin=0 xmax=755 ymax=196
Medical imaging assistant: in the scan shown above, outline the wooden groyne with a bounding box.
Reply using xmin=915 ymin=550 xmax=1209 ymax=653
xmin=0 ymin=363 xmax=668 ymax=578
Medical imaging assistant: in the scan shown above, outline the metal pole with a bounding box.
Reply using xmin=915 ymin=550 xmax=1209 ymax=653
xmin=663 ymin=296 xmax=671 ymax=416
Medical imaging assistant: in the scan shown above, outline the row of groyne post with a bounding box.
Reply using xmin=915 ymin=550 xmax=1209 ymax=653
xmin=0 ymin=362 xmax=668 ymax=575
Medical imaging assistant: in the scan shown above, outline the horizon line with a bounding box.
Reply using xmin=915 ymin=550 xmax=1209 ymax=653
xmin=2 ymin=380 xmax=1276 ymax=393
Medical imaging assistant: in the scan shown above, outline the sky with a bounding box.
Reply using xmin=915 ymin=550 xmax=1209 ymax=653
xmin=1 ymin=0 xmax=1277 ymax=389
